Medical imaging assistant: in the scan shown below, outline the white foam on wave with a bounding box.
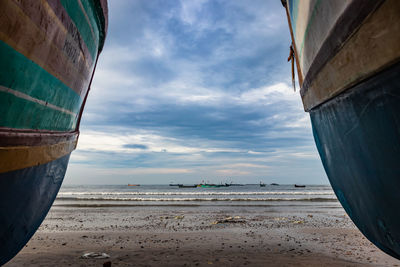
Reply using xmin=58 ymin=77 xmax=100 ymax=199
xmin=57 ymin=196 xmax=337 ymax=202
xmin=58 ymin=191 xmax=334 ymax=196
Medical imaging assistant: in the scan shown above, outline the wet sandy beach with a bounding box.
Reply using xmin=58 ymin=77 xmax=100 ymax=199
xmin=5 ymin=205 xmax=399 ymax=266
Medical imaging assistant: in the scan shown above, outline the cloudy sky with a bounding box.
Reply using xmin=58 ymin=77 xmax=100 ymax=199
xmin=64 ymin=0 xmax=327 ymax=185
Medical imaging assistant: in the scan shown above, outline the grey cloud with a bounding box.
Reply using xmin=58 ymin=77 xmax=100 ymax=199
xmin=123 ymin=144 xmax=148 ymax=150
xmin=71 ymin=0 xmax=327 ymax=185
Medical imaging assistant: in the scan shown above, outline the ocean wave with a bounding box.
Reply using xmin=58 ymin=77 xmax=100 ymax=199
xmin=58 ymin=191 xmax=334 ymax=196
xmin=56 ymin=196 xmax=337 ymax=202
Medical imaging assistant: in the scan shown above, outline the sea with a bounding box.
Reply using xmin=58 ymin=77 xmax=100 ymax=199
xmin=55 ymin=184 xmax=339 ymax=208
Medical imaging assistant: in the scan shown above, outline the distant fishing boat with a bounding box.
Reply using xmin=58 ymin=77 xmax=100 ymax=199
xmin=196 ymin=180 xmax=229 ymax=188
xmin=169 ymin=183 xmax=183 ymax=187
xmin=260 ymin=182 xmax=266 ymax=187
xmin=0 ymin=0 xmax=108 ymax=265
xmin=128 ymin=184 xmax=140 ymax=187
xmin=282 ymin=0 xmax=400 ymax=259
xmin=270 ymin=183 xmax=279 ymax=186
xmin=199 ymin=184 xmax=220 ymax=188
xmin=294 ymin=184 xmax=305 ymax=188
xmin=198 ymin=184 xmax=226 ymax=188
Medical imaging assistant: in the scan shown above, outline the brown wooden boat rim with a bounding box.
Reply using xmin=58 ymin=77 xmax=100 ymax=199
xmin=0 ymin=128 xmax=78 ymax=147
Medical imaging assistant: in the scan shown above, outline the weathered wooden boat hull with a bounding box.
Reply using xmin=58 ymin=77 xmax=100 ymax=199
xmin=311 ymin=62 xmax=400 ymax=258
xmin=284 ymin=0 xmax=400 ymax=259
xmin=0 ymin=155 xmax=70 ymax=265
xmin=0 ymin=0 xmax=107 ymax=264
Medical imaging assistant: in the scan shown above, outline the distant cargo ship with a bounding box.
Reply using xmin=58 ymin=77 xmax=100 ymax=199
xmin=0 ymin=0 xmax=108 ymax=265
xmin=282 ymin=0 xmax=400 ymax=259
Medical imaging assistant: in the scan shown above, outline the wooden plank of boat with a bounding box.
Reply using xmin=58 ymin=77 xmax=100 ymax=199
xmin=283 ymin=0 xmax=400 ymax=259
xmin=0 ymin=1 xmax=108 ymax=265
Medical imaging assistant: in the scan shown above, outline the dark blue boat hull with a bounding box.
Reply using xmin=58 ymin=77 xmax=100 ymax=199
xmin=310 ymin=62 xmax=400 ymax=259
xmin=0 ymin=154 xmax=70 ymax=265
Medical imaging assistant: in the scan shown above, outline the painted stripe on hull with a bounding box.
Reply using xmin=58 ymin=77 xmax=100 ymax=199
xmin=0 ymin=91 xmax=77 ymax=131
xmin=0 ymin=139 xmax=76 ymax=173
xmin=59 ymin=0 xmax=99 ymax=60
xmin=300 ymin=0 xmax=384 ymax=99
xmin=0 ymin=86 xmax=76 ymax=116
xmin=287 ymin=0 xmax=350 ymax=79
xmin=0 ymin=0 xmax=93 ymax=96
xmin=0 ymin=40 xmax=81 ymax=131
xmin=0 ymin=154 xmax=70 ymax=265
xmin=0 ymin=39 xmax=82 ymax=114
xmin=302 ymin=0 xmax=400 ymax=111
xmin=12 ymin=0 xmax=93 ymax=71
xmin=0 ymin=128 xmax=78 ymax=147
xmin=45 ymin=0 xmax=95 ymax=66
xmin=77 ymin=0 xmax=98 ymax=45
xmin=287 ymin=0 xmax=298 ymax=36
xmin=297 ymin=0 xmax=323 ymax=65
xmin=310 ymin=62 xmax=400 ymax=259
